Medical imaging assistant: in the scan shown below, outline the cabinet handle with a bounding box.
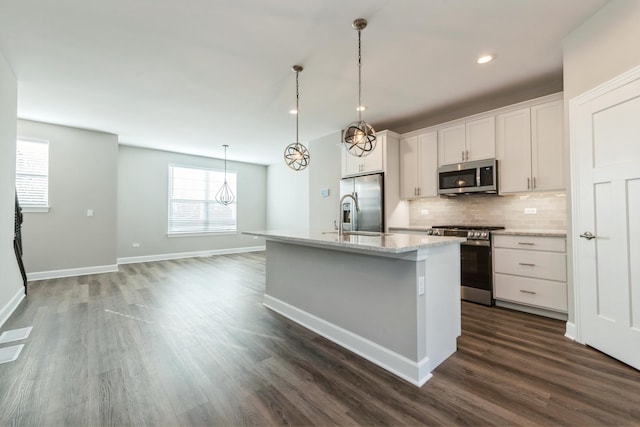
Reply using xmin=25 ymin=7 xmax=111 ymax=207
xmin=417 ymin=187 xmax=421 ymax=196
xmin=517 ymin=242 xmax=535 ymax=246
xmin=466 ymin=150 xmax=469 ymax=161
xmin=533 ymin=177 xmax=537 ymax=189
xmin=527 ymin=177 xmax=531 ymax=189
xmin=519 ymin=290 xmax=537 ymax=295
xmin=461 ymin=151 xmax=465 ymax=161
xmin=518 ymin=262 xmax=536 ymax=267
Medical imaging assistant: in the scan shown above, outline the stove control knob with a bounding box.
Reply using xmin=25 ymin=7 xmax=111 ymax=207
xmin=481 ymin=232 xmax=488 ymax=238
xmin=467 ymin=231 xmax=474 ymax=238
xmin=473 ymin=231 xmax=481 ymax=238
xmin=434 ymin=230 xmax=440 ymax=236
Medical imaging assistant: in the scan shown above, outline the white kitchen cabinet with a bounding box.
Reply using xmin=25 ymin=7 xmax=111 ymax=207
xmin=341 ymin=133 xmax=384 ymax=177
xmin=399 ymin=131 xmax=438 ymax=199
xmin=496 ymin=98 xmax=564 ymax=193
xmin=438 ymin=116 xmax=495 ymax=166
xmin=493 ymin=234 xmax=567 ymax=317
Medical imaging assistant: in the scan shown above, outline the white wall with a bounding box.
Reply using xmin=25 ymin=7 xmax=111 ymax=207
xmin=117 ymin=145 xmax=267 ymax=260
xmin=266 ymin=161 xmax=309 ymax=230
xmin=0 ymin=52 xmax=24 ymax=326
xmin=308 ymin=131 xmax=342 ymax=231
xmin=562 ymin=0 xmax=640 ymax=324
xmin=17 ymin=120 xmax=118 ymax=275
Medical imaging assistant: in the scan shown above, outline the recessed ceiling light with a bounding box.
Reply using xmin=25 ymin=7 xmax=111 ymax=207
xmin=477 ymin=55 xmax=494 ymax=64
xmin=356 ymin=105 xmax=367 ymax=112
xmin=289 ymin=109 xmax=298 ymax=115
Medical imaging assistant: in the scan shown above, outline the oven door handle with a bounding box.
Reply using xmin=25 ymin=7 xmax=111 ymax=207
xmin=460 ymin=240 xmax=491 ymax=247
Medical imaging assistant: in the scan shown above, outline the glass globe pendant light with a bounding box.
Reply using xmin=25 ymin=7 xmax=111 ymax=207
xmin=343 ymin=18 xmax=376 ymax=158
xmin=284 ymin=65 xmax=310 ymax=171
xmin=215 ymin=144 xmax=235 ymax=205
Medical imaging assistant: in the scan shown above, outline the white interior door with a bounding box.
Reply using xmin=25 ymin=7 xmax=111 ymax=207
xmin=572 ymin=67 xmax=640 ymax=370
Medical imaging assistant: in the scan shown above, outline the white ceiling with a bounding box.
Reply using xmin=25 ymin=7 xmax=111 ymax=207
xmin=0 ymin=0 xmax=608 ymax=165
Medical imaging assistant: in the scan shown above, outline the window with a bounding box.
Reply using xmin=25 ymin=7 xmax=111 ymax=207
xmin=16 ymin=139 xmax=49 ymax=210
xmin=168 ymin=165 xmax=237 ymax=235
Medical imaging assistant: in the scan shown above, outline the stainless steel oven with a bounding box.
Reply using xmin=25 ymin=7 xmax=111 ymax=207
xmin=425 ymin=225 xmax=504 ymax=306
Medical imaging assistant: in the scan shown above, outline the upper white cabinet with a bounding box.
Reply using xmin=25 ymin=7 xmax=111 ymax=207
xmin=438 ymin=116 xmax=495 ymax=166
xmin=400 ymin=131 xmax=438 ymax=199
xmin=341 ymin=134 xmax=384 ymax=177
xmin=496 ymin=97 xmax=564 ymax=193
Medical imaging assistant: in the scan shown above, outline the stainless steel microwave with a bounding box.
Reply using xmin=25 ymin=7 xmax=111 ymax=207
xmin=438 ymin=159 xmax=498 ymax=195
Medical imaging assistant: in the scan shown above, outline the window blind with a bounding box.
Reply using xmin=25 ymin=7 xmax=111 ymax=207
xmin=16 ymin=140 xmax=49 ymax=207
xmin=168 ymin=165 xmax=237 ymax=234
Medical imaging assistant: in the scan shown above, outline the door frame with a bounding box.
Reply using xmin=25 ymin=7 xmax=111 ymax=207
xmin=568 ymin=63 xmax=640 ymax=344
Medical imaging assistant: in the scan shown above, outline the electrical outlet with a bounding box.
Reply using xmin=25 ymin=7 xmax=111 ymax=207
xmin=132 ymin=243 xmax=140 ymax=248
xmin=418 ymin=277 xmax=425 ymax=296
xmin=421 ymin=209 xmax=429 ymax=215
xmin=86 ymin=209 xmax=94 ymax=217
xmin=524 ymin=208 xmax=537 ymax=215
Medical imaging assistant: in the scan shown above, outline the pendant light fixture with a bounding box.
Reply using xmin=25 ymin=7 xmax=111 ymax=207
xmin=343 ymin=18 xmax=376 ymax=158
xmin=215 ymin=144 xmax=235 ymax=205
xmin=284 ymin=65 xmax=310 ymax=171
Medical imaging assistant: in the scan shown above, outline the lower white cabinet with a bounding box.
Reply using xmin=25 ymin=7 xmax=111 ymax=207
xmin=493 ymin=234 xmax=567 ymax=316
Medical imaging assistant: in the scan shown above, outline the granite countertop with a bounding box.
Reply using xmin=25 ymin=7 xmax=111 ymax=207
xmin=389 ymin=226 xmax=567 ymax=238
xmin=493 ymin=229 xmax=567 ymax=237
xmin=243 ymin=230 xmax=465 ymax=254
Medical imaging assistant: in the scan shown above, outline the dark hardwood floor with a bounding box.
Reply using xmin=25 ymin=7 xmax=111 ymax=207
xmin=1 ymin=252 xmax=638 ymax=426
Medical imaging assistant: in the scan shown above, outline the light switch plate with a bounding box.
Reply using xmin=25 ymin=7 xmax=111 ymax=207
xmin=421 ymin=209 xmax=429 ymax=215
xmin=524 ymin=208 xmax=537 ymax=214
xmin=320 ymin=188 xmax=330 ymax=197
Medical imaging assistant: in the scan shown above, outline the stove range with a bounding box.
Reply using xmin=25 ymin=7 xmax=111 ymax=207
xmin=422 ymin=225 xmax=505 ymax=244
xmin=424 ymin=225 xmax=505 ymax=306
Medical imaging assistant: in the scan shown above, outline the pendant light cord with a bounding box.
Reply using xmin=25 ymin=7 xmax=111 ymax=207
xmin=223 ymin=144 xmax=228 ymax=182
xmin=296 ymin=70 xmax=300 ymax=145
xmin=357 ymin=28 xmax=362 ymax=122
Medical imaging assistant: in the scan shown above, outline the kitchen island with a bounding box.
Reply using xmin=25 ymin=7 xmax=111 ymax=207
xmin=244 ymin=230 xmax=464 ymax=386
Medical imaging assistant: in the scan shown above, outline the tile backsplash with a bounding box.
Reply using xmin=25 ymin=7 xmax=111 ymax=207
xmin=409 ymin=192 xmax=567 ymax=230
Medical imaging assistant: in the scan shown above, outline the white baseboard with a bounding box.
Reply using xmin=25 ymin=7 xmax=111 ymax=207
xmin=27 ymin=264 xmax=119 ymax=281
xmin=117 ymin=245 xmax=265 ymax=265
xmin=0 ymin=287 xmax=25 ymax=329
xmin=565 ymin=321 xmax=577 ymax=341
xmin=263 ymin=295 xmax=432 ymax=387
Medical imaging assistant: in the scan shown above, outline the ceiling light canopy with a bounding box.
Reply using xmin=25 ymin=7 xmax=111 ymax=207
xmin=343 ymin=18 xmax=376 ymax=158
xmin=284 ymin=65 xmax=310 ymax=171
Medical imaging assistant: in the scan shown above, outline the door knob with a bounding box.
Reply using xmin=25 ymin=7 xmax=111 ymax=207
xmin=580 ymin=231 xmax=596 ymax=240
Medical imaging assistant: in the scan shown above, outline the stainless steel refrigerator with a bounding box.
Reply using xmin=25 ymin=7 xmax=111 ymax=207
xmin=339 ymin=173 xmax=384 ymax=232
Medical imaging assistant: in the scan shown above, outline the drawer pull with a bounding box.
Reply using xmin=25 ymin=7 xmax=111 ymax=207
xmin=518 ymin=262 xmax=536 ymax=267
xmin=520 ymin=290 xmax=537 ymax=295
xmin=518 ymin=242 xmax=535 ymax=246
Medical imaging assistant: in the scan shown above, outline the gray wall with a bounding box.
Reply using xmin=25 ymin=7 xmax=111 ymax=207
xmin=0 ymin=51 xmax=23 ymax=324
xmin=562 ymin=0 xmax=640 ymax=324
xmin=117 ymin=145 xmax=266 ymax=259
xmin=17 ymin=120 xmax=118 ymax=273
xmin=266 ymin=161 xmax=309 ymax=231
xmin=308 ymin=131 xmax=342 ymax=231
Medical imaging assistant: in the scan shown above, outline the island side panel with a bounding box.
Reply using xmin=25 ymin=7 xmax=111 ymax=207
xmin=264 ymin=240 xmax=419 ymax=360
xmin=424 ymin=242 xmax=461 ymax=371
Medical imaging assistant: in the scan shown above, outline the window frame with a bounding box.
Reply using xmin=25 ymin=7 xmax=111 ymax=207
xmin=15 ymin=138 xmax=50 ymax=213
xmin=167 ymin=163 xmax=238 ymax=236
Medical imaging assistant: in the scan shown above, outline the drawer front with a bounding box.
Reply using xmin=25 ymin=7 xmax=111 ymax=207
xmin=493 ymin=235 xmax=566 ymax=252
xmin=494 ymin=248 xmax=566 ymax=281
xmin=494 ymin=273 xmax=567 ymax=312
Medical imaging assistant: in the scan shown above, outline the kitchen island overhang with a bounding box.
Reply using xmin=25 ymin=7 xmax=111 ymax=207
xmin=243 ymin=230 xmax=465 ymax=387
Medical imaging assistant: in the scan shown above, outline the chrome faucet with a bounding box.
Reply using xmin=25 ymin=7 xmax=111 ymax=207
xmin=338 ymin=193 xmax=360 ymax=236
